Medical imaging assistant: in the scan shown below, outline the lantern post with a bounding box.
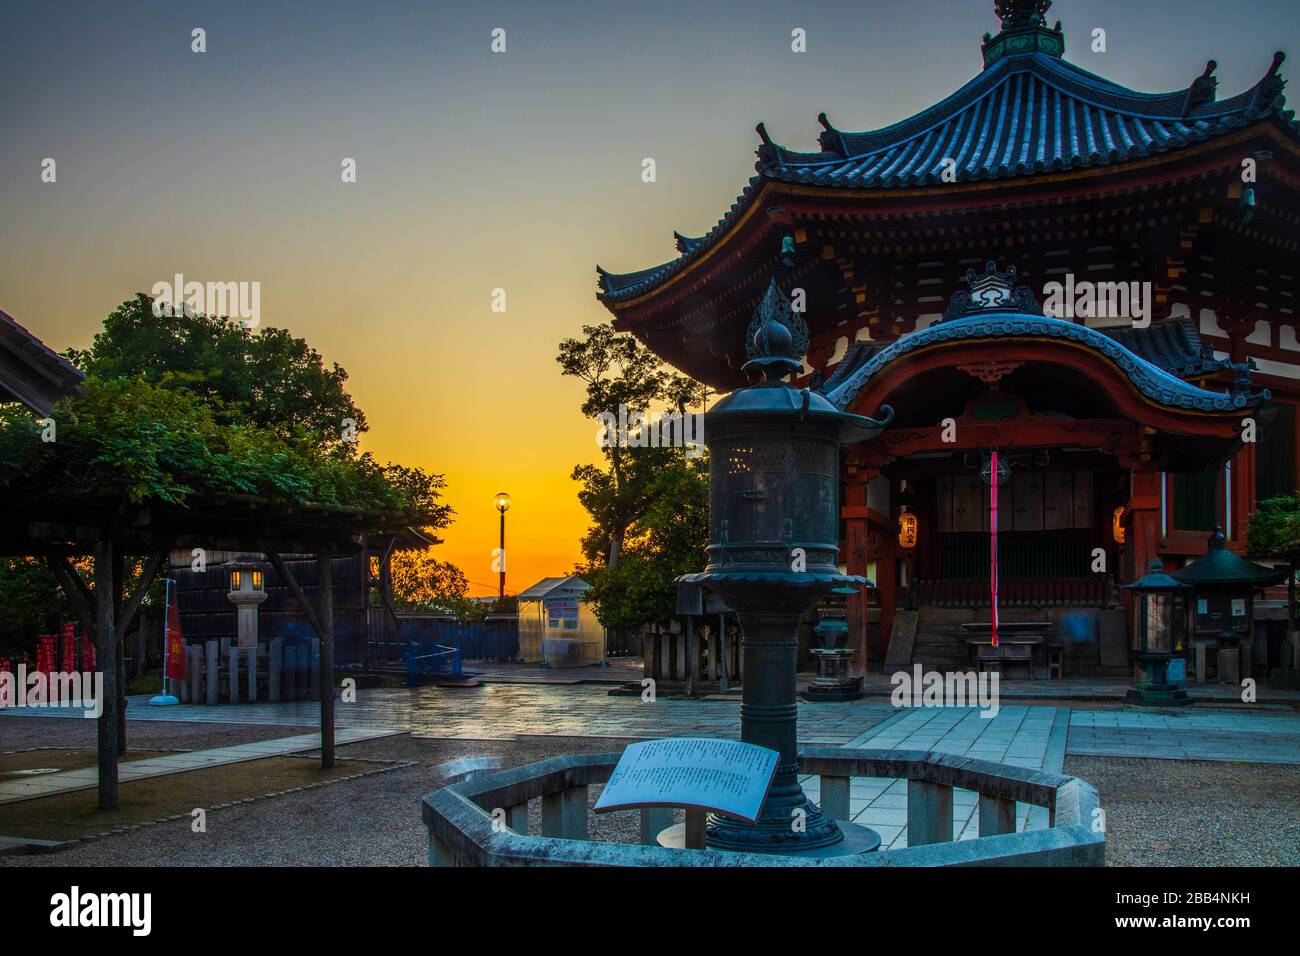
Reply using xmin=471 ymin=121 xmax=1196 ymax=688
xmin=678 ymin=277 xmax=892 ymax=855
xmin=1123 ymin=559 xmax=1193 ymax=706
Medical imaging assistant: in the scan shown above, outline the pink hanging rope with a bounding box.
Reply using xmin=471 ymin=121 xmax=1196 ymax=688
xmin=990 ymin=449 xmax=999 ymax=648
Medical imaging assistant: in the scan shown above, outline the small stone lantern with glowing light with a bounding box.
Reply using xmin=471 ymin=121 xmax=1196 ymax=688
xmin=1123 ymin=559 xmax=1192 ymax=706
xmin=226 ymin=555 xmax=270 ymax=648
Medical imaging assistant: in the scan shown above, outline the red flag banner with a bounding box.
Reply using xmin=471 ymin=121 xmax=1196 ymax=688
xmin=165 ymin=595 xmax=186 ymax=680
xmin=61 ymin=622 xmax=77 ymax=672
xmin=36 ymin=634 xmax=56 ymax=674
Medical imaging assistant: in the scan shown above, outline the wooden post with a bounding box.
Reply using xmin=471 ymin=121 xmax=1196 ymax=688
xmin=685 ymin=615 xmax=696 ymax=696
xmin=112 ymin=549 xmax=127 ymax=756
xmin=317 ymin=551 xmax=335 ymax=769
xmin=93 ymin=536 xmax=119 ymax=810
xmin=717 ymin=612 xmax=729 ymax=692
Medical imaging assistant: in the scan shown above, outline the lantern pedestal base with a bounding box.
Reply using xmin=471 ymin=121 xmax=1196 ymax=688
xmin=1126 ymin=682 xmax=1192 ymax=706
xmin=659 ymin=817 xmax=880 ymax=857
xmin=804 ymin=649 xmax=863 ymax=701
xmin=1128 ymin=653 xmax=1192 ymax=706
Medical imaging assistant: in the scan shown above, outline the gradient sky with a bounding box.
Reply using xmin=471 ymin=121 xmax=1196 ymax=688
xmin=2 ymin=0 xmax=1296 ymax=594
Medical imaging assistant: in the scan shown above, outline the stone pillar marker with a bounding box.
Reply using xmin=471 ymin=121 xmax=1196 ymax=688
xmin=205 ymin=640 xmax=219 ymax=705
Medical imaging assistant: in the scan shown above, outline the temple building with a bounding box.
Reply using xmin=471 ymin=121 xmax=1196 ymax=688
xmin=597 ymin=0 xmax=1299 ymax=679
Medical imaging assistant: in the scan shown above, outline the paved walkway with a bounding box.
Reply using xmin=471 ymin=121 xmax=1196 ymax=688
xmin=1067 ymin=708 xmax=1300 ymax=763
xmin=6 ymin=683 xmax=1298 ymax=852
xmin=2 ymin=685 xmax=899 ymax=744
xmin=800 ymin=705 xmax=1069 ymax=848
xmin=5 ymin=685 xmax=1298 ymax=764
xmin=0 ymin=727 xmax=399 ymax=805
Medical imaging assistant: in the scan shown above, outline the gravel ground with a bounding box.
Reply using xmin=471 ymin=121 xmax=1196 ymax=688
xmin=0 ymin=718 xmax=645 ymax=866
xmin=1064 ymin=755 xmax=1300 ymax=866
xmin=4 ymin=717 xmax=1296 ymax=866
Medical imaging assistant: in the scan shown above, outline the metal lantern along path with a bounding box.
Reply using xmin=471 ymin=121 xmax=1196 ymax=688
xmin=678 ymin=277 xmax=892 ymax=855
xmin=1123 ymin=559 xmax=1193 ymax=706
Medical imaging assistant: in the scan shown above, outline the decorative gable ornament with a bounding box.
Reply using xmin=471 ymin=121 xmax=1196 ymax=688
xmin=942 ymin=261 xmax=1043 ymax=323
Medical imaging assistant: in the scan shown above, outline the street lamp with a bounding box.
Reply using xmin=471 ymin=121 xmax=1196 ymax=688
xmin=1122 ymin=559 xmax=1192 ymax=706
xmin=494 ymin=492 xmax=511 ymax=599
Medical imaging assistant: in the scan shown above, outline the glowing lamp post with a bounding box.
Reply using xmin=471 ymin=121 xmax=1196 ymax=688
xmin=226 ymin=557 xmax=269 ymax=649
xmin=494 ymin=492 xmax=511 ymax=599
xmin=1123 ymin=559 xmax=1192 ymax=706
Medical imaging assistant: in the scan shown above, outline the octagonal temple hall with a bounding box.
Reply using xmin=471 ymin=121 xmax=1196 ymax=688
xmin=596 ymin=0 xmax=1300 ymax=681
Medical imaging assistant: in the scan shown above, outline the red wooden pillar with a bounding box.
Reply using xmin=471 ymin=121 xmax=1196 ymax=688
xmin=1128 ymin=467 xmax=1163 ymax=574
xmin=874 ymin=520 xmax=898 ymax=664
xmin=843 ymin=480 xmax=871 ymax=679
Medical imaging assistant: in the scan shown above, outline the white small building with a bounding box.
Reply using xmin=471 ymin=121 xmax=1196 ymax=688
xmin=516 ymin=576 xmax=604 ymax=667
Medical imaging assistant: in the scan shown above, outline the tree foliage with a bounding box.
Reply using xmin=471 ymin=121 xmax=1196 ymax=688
xmin=1246 ymin=494 xmax=1300 ymax=559
xmin=0 ymin=297 xmax=457 ymax=649
xmin=388 ymin=547 xmax=475 ymax=618
xmin=556 ymin=322 xmax=709 ymax=630
xmin=67 ymin=294 xmax=365 ymax=447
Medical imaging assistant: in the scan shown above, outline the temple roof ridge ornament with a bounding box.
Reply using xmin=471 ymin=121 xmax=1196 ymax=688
xmin=941 ymin=261 xmax=1042 ymax=322
xmin=983 ymin=0 xmax=1063 ymax=68
xmin=1182 ymin=60 xmax=1219 ymax=115
xmin=743 ymin=278 xmax=809 ymax=382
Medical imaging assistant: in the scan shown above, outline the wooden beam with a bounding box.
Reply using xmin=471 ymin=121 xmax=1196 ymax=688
xmin=266 ymin=550 xmax=326 ymax=638
xmin=45 ymin=552 xmax=95 ymax=637
xmin=115 ymin=548 xmax=169 ymax=642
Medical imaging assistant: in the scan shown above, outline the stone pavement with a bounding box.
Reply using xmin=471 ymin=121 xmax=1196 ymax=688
xmin=4 ymin=684 xmax=1297 ymax=766
xmin=801 ymin=704 xmax=1069 ymax=848
xmin=1 ymin=685 xmax=897 ymax=744
xmin=1067 ymin=708 xmax=1300 ymax=764
xmin=5 ymin=682 xmax=1298 ymax=852
xmin=0 ymin=727 xmax=399 ymax=805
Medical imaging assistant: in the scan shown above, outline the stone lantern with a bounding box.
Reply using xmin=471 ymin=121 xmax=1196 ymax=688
xmin=1171 ymin=527 xmax=1286 ymax=683
xmin=805 ymin=585 xmax=863 ymax=701
xmin=678 ymin=278 xmax=892 ymax=855
xmin=1122 ymin=559 xmax=1192 ymax=706
xmin=226 ymin=555 xmax=270 ymax=648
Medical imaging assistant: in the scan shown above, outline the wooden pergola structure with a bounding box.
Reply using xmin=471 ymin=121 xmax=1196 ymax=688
xmin=0 ymin=487 xmax=440 ymax=810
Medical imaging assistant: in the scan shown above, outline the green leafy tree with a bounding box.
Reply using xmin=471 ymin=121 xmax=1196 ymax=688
xmin=0 ymin=298 xmax=455 ymax=657
xmin=1247 ymin=494 xmax=1300 ymax=558
xmin=389 ymin=548 xmax=476 ymax=618
xmin=557 ymin=322 xmax=706 ymax=567
xmin=557 ymin=322 xmax=709 ymax=631
xmin=66 ymin=294 xmax=365 ymax=448
xmin=582 ymin=455 xmax=709 ymax=630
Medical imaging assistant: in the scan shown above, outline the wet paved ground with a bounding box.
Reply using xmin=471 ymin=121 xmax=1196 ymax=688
xmin=5 ymin=682 xmax=1298 ymax=855
xmin=7 ymin=682 xmax=1296 ymax=765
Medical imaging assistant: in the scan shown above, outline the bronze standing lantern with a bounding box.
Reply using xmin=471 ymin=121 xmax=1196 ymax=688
xmin=678 ymin=278 xmax=892 ymax=854
xmin=1123 ymin=559 xmax=1192 ymax=706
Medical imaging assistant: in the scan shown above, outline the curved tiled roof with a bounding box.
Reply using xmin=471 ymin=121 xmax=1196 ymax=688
xmin=598 ymin=49 xmax=1293 ymax=305
xmin=1098 ymin=316 xmax=1232 ymax=378
xmin=822 ymin=311 xmax=1264 ymax=415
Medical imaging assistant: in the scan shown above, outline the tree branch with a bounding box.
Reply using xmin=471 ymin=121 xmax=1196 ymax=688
xmin=267 ymin=549 xmax=326 ymax=638
xmin=45 ymin=552 xmax=96 ymax=637
xmin=116 ymin=548 xmax=169 ymax=641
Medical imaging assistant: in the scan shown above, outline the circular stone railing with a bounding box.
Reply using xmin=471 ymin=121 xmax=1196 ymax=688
xmin=421 ymin=747 xmax=1105 ymax=867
